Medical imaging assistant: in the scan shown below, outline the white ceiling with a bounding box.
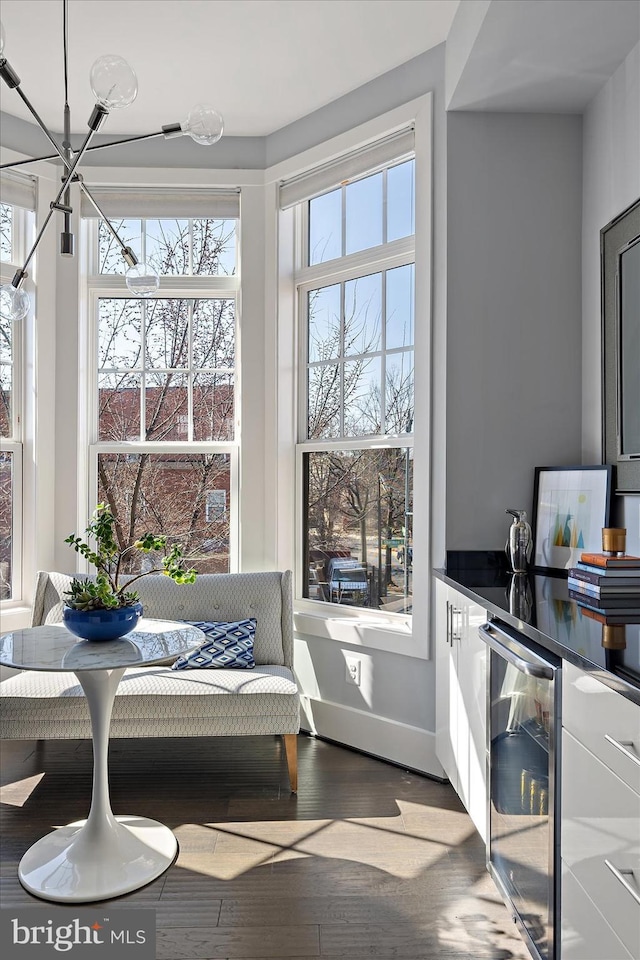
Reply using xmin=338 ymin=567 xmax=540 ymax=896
xmin=447 ymin=0 xmax=640 ymax=113
xmin=0 ymin=0 xmax=460 ymax=137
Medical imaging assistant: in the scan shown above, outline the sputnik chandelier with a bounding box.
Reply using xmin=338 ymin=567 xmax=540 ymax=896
xmin=0 ymin=0 xmax=224 ymax=321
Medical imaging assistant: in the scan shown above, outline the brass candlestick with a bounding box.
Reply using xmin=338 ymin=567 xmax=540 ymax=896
xmin=602 ymin=527 xmax=626 ymax=556
xmin=601 ymin=624 xmax=627 ymax=650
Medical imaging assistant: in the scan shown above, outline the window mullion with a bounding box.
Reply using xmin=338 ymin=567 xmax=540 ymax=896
xmin=188 ymin=300 xmax=194 ymax=442
xmin=339 ymin=281 xmax=345 ymax=439
xmin=382 ymin=168 xmax=388 ymax=246
xmin=140 ymin=301 xmax=147 ymax=441
xmin=381 ymin=269 xmax=387 ymax=434
xmin=296 ymin=237 xmax=414 ymax=289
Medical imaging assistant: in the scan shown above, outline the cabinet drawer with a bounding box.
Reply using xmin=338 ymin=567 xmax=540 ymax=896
xmin=562 ymin=729 xmax=640 ymax=959
xmin=561 ymin=863 xmax=634 ymax=960
xmin=563 ymin=662 xmax=640 ymax=795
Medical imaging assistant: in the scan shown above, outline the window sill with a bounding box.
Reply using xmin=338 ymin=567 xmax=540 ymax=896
xmin=0 ymin=604 xmax=32 ymax=632
xmin=294 ymin=605 xmax=426 ymax=659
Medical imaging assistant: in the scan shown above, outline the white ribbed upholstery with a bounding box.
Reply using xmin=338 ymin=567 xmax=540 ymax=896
xmin=1 ymin=571 xmax=300 ymax=789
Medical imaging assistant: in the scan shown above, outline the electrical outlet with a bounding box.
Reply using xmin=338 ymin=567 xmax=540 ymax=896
xmin=345 ymin=656 xmax=361 ymax=686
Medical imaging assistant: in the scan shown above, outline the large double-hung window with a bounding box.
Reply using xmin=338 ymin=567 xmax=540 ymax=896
xmin=84 ymin=188 xmax=239 ymax=574
xmin=0 ymin=172 xmax=36 ymax=602
xmin=286 ymin=133 xmax=415 ymax=615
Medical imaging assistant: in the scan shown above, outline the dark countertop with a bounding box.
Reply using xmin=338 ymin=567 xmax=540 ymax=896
xmin=435 ymin=551 xmax=640 ymax=706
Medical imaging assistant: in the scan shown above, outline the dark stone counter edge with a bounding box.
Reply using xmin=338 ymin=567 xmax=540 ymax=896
xmin=434 ymin=567 xmax=640 ymax=708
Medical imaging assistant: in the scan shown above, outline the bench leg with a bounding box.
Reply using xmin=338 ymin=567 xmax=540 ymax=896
xmin=283 ymin=734 xmax=298 ymax=793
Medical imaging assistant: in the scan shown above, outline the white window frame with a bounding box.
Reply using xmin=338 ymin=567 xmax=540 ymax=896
xmin=0 ymin=201 xmax=33 ymax=607
xmin=84 ymin=212 xmax=242 ymax=573
xmin=294 ymin=173 xmax=415 ymax=621
xmin=270 ymin=94 xmax=432 ymax=658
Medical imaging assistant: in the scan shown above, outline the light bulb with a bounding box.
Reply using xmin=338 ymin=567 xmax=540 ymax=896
xmin=0 ymin=21 xmax=6 ymax=56
xmin=125 ymin=263 xmax=159 ymax=297
xmin=0 ymin=283 xmax=30 ymax=321
xmin=90 ymin=55 xmax=137 ymax=109
xmin=183 ymin=104 xmax=224 ymax=145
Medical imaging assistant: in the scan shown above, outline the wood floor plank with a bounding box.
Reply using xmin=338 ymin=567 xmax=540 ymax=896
xmin=156 ymin=924 xmax=320 ymax=959
xmin=1 ymin=734 xmax=532 ymax=960
xmin=219 ymin=892 xmax=461 ymax=926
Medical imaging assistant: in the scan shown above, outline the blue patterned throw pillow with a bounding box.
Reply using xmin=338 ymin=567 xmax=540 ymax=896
xmin=172 ymin=619 xmax=256 ymax=670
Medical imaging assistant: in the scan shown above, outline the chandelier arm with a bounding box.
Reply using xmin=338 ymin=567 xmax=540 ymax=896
xmin=77 ymin=182 xmax=138 ymax=266
xmin=1 ymin=129 xmax=175 ymax=171
xmin=1 ymin=107 xmax=138 ymax=268
xmin=13 ymin=124 xmax=102 ymax=282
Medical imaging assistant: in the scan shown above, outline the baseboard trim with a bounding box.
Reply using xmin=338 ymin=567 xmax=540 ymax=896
xmin=300 ymin=695 xmax=446 ymax=780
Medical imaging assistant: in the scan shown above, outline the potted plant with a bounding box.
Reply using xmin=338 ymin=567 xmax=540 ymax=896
xmin=63 ymin=503 xmax=197 ymax=641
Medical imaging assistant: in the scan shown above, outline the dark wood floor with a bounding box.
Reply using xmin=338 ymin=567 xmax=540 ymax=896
xmin=1 ymin=734 xmax=530 ymax=960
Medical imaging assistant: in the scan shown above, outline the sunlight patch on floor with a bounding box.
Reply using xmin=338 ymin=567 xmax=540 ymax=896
xmin=179 ymin=809 xmax=458 ymax=880
xmin=0 ymin=773 xmax=45 ymax=806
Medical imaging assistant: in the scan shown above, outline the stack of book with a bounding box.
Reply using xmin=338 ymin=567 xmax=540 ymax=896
xmin=567 ymin=552 xmax=640 ymax=615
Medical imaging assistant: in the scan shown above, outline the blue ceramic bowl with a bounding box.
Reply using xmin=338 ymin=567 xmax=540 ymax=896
xmin=63 ymin=603 xmax=143 ymax=641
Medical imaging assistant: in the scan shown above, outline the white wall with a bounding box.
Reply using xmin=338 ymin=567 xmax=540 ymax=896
xmin=445 ymin=112 xmax=584 ymax=549
xmin=582 ymin=42 xmax=640 ymax=554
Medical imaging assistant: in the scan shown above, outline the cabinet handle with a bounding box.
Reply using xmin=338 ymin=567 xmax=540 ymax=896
xmin=604 ymin=734 xmax=640 ymax=768
xmin=604 ymin=860 xmax=640 ymax=906
xmin=451 ymin=606 xmax=461 ymax=643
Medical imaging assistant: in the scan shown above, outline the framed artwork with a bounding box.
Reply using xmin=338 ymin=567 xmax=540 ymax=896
xmin=532 ymin=465 xmax=613 ymax=573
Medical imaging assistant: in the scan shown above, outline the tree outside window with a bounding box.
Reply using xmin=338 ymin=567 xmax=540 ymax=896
xmin=89 ymin=214 xmax=238 ymax=575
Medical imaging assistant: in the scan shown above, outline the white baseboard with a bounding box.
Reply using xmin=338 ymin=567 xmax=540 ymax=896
xmin=300 ymin=695 xmax=446 ymax=780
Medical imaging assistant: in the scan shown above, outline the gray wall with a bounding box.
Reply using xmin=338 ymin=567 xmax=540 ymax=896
xmin=445 ymin=112 xmax=584 ymax=549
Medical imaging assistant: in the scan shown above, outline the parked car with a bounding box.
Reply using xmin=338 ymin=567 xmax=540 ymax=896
xmin=327 ymin=558 xmax=369 ymax=606
xmin=307 ymin=566 xmax=328 ymax=601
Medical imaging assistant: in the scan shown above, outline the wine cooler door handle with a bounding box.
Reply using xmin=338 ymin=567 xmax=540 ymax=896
xmin=604 ymin=860 xmax=640 ymax=906
xmin=478 ymin=623 xmax=554 ymax=679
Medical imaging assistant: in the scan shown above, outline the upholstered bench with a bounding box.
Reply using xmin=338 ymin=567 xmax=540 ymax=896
xmin=0 ymin=570 xmax=300 ymax=791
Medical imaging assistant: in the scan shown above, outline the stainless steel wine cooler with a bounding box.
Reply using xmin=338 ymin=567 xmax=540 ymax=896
xmin=480 ymin=619 xmax=562 ymax=960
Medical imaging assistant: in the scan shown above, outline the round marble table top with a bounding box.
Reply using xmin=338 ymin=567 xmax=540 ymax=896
xmin=0 ymin=619 xmax=204 ymax=672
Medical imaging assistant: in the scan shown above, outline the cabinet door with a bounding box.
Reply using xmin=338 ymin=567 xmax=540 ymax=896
xmin=561 ymin=863 xmax=634 ymax=960
xmin=456 ymin=593 xmax=488 ymax=842
xmin=435 ymin=579 xmax=458 ymax=790
xmin=562 ymin=729 xmax=640 ymax=959
xmin=434 ymin=580 xmax=488 ymax=840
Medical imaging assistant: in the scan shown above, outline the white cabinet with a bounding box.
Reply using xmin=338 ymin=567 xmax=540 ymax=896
xmin=561 ymin=864 xmax=634 ymax=960
xmin=434 ymin=579 xmax=487 ymax=840
xmin=561 ymin=663 xmax=640 ymax=960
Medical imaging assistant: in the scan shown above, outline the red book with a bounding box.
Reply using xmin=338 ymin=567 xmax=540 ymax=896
xmin=579 ymin=552 xmax=640 ymax=569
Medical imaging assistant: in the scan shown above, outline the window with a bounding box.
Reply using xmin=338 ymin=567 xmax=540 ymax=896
xmin=85 ymin=194 xmax=240 ymax=576
xmin=0 ymin=187 xmax=34 ymax=603
xmin=206 ymin=489 xmax=227 ymax=522
xmin=294 ymin=156 xmax=415 ymax=615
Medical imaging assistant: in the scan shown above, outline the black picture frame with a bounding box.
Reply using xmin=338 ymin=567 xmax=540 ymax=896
xmin=601 ymin=197 xmax=640 ymax=494
xmin=532 ymin=465 xmax=613 ymax=573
